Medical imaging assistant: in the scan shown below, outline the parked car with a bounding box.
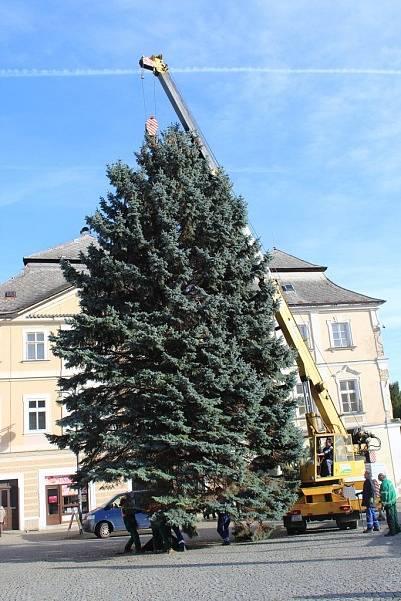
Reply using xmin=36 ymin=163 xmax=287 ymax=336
xmin=83 ymin=490 xmax=151 ymax=538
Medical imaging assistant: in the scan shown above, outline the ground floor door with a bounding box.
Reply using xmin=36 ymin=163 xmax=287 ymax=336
xmin=46 ymin=485 xmax=62 ymax=525
xmin=0 ymin=480 xmax=19 ymax=530
xmin=0 ymin=486 xmax=12 ymax=530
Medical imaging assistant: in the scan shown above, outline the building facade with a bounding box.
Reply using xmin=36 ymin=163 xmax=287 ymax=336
xmin=0 ymin=236 xmax=399 ymax=530
xmin=0 ymin=232 xmax=129 ymax=531
xmin=270 ymin=248 xmax=401 ymax=490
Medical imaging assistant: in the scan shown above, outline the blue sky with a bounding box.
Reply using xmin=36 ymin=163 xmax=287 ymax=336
xmin=1 ymin=1 xmax=400 ymax=382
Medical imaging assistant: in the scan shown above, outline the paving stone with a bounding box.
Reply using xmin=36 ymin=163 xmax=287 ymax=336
xmin=1 ymin=522 xmax=400 ymax=601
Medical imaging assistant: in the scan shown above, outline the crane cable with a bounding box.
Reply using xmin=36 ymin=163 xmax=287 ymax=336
xmin=140 ymin=66 xmax=148 ymax=122
xmin=153 ymin=75 xmax=157 ymax=117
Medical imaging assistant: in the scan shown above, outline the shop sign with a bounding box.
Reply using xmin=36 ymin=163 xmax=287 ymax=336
xmin=45 ymin=475 xmax=73 ymax=485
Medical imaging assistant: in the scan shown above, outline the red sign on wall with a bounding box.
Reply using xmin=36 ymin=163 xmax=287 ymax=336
xmin=45 ymin=475 xmax=73 ymax=485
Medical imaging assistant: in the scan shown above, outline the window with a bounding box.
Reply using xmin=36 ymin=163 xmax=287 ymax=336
xmin=298 ymin=323 xmax=311 ymax=348
xmin=25 ymin=331 xmax=46 ymax=360
xmin=23 ymin=395 xmax=49 ymax=433
xmin=294 ymin=383 xmax=306 ymax=417
xmin=330 ymin=322 xmax=352 ymax=348
xmin=281 ymin=283 xmax=295 ymax=292
xmin=28 ymin=399 xmax=46 ymax=430
xmin=339 ymin=380 xmax=362 ymax=414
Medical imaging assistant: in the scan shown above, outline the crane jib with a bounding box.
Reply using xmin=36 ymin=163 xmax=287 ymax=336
xmin=139 ymin=55 xmax=219 ymax=172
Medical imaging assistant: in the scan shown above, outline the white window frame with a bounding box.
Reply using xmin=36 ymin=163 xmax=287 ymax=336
xmin=23 ymin=329 xmax=49 ymax=361
xmin=297 ymin=323 xmax=312 ymax=349
xmin=328 ymin=320 xmax=353 ymax=349
xmin=338 ymin=379 xmax=363 ymax=414
xmin=23 ymin=394 xmax=51 ymax=434
xmin=293 ymin=382 xmax=306 ymax=418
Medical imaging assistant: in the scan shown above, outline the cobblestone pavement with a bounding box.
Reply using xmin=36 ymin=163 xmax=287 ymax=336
xmin=1 ymin=521 xmax=401 ymax=601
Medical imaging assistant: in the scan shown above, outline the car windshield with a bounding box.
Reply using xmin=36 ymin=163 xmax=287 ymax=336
xmin=99 ymin=490 xmax=153 ymax=510
xmin=100 ymin=494 xmax=125 ymax=509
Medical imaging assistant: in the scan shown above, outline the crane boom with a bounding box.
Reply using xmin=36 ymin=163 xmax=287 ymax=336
xmin=139 ymin=55 xmax=219 ymax=173
xmin=274 ymin=289 xmax=347 ymax=436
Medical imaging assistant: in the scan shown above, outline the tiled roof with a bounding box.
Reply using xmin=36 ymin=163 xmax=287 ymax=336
xmin=277 ymin=276 xmax=384 ymax=307
xmin=0 ymin=264 xmax=72 ymax=316
xmin=23 ymin=233 xmax=95 ymax=264
xmin=270 ymin=248 xmax=384 ymax=307
xmin=0 ymin=233 xmax=95 ymax=317
xmin=269 ymin=248 xmax=326 ymax=271
xmin=0 ymin=239 xmax=384 ymax=316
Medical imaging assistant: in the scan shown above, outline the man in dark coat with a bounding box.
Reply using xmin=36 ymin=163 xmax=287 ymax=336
xmin=120 ymin=495 xmax=142 ymax=554
xmin=319 ymin=437 xmax=333 ymax=477
xmin=362 ymin=470 xmax=380 ymax=533
xmin=217 ymin=511 xmax=231 ymax=545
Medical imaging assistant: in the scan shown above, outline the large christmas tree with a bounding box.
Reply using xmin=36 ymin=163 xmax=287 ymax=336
xmin=49 ymin=126 xmax=302 ymax=527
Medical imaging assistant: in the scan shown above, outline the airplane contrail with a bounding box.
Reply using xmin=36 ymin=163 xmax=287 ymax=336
xmin=2 ymin=66 xmax=401 ymax=78
xmin=0 ymin=68 xmax=136 ymax=77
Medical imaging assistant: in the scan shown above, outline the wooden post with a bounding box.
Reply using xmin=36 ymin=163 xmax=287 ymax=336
xmin=67 ymin=508 xmax=83 ymax=535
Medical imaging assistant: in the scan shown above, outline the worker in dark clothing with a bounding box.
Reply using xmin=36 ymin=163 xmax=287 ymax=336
xmin=120 ymin=496 xmax=142 ymax=554
xmin=203 ymin=508 xmax=217 ymax=520
xmin=150 ymin=511 xmax=186 ymax=553
xmin=217 ymin=512 xmax=231 ymax=545
xmin=319 ymin=437 xmax=333 ymax=477
xmin=378 ymin=473 xmax=401 ymax=536
xmin=362 ymin=470 xmax=380 ymax=533
xmin=172 ymin=525 xmax=186 ymax=551
xmin=150 ymin=511 xmax=171 ymax=552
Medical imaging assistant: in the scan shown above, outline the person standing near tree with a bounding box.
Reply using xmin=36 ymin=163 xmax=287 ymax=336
xmin=378 ymin=473 xmax=400 ymax=536
xmin=216 ymin=491 xmax=232 ymax=546
xmin=119 ymin=496 xmax=142 ymax=554
xmin=217 ymin=511 xmax=231 ymax=545
xmin=362 ymin=470 xmax=380 ymax=533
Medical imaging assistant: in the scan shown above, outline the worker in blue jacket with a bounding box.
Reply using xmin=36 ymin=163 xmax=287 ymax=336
xmin=362 ymin=470 xmax=380 ymax=533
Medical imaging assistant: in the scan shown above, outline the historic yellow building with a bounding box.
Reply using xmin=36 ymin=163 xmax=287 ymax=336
xmin=0 ymin=232 xmax=128 ymax=530
xmin=0 ymin=235 xmax=399 ymax=529
xmin=270 ymin=248 xmax=401 ymax=491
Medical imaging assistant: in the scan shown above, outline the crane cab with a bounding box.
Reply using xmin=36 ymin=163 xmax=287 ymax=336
xmin=300 ymin=433 xmax=365 ymax=484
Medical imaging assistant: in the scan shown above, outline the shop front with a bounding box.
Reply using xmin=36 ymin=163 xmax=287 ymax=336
xmin=44 ymin=475 xmax=88 ymax=526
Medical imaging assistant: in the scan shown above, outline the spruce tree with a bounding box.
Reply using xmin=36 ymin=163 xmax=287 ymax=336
xmin=49 ymin=126 xmax=302 ymax=527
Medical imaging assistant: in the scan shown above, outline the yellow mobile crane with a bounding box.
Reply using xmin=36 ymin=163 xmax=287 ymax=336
xmin=139 ymin=54 xmax=379 ymax=534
